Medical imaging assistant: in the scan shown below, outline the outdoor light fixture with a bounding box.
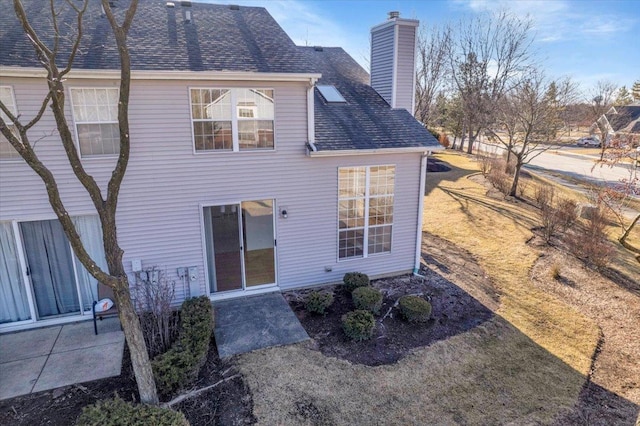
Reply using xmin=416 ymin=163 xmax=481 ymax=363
xmin=280 ymin=208 xmax=288 ymax=218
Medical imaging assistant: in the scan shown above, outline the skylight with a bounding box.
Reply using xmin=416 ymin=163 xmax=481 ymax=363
xmin=317 ymin=85 xmax=347 ymax=103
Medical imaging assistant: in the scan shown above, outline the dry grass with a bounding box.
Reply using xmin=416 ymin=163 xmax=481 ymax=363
xmin=234 ymin=151 xmax=620 ymax=425
xmin=424 ymin=152 xmax=599 ymax=374
xmin=240 ymin=318 xmax=587 ymax=425
xmin=531 ymin=249 xmax=640 ymax=406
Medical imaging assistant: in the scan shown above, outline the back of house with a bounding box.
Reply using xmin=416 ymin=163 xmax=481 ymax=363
xmin=0 ymin=1 xmax=439 ymax=331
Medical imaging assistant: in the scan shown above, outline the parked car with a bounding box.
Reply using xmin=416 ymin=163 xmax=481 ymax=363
xmin=576 ymin=136 xmax=601 ymax=147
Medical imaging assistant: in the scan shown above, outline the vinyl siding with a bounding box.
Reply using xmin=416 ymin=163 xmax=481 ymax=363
xmin=370 ymin=25 xmax=395 ymax=106
xmin=395 ymin=24 xmax=417 ymax=113
xmin=0 ymin=76 xmax=423 ymax=303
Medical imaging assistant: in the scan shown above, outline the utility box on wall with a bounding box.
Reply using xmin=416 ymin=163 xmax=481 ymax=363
xmin=188 ymin=266 xmax=200 ymax=297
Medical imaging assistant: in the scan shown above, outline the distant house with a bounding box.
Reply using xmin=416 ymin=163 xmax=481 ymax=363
xmin=0 ymin=2 xmax=439 ymax=331
xmin=595 ymin=104 xmax=640 ymax=146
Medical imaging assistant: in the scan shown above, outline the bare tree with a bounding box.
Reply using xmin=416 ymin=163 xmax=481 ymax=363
xmin=589 ymin=80 xmax=618 ymax=160
xmin=414 ymin=24 xmax=452 ymax=127
xmin=449 ymin=11 xmax=534 ymax=154
xmin=489 ymin=71 xmax=577 ymax=196
xmin=595 ymin=142 xmax=640 ymax=263
xmin=0 ymin=0 xmax=159 ymax=404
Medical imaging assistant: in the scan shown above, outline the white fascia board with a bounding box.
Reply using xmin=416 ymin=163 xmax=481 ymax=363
xmin=308 ymin=146 xmax=442 ymax=157
xmin=0 ymin=67 xmax=322 ymax=83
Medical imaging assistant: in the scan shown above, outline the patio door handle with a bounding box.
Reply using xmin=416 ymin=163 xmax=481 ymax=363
xmin=25 ymin=266 xmax=30 ymax=276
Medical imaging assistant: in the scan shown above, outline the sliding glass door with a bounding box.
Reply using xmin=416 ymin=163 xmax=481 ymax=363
xmin=204 ymin=199 xmax=276 ymax=294
xmin=20 ymin=220 xmax=80 ymax=318
xmin=0 ymin=216 xmax=107 ymax=327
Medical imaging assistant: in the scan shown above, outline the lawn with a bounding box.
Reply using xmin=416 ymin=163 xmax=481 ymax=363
xmin=237 ymin=151 xmax=640 ymax=424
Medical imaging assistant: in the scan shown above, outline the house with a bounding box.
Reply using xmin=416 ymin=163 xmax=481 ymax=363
xmin=594 ymin=104 xmax=640 ymax=146
xmin=0 ymin=1 xmax=439 ymax=332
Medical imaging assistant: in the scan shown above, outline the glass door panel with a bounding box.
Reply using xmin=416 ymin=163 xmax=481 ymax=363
xmin=242 ymin=200 xmax=275 ymax=287
xmin=0 ymin=222 xmax=31 ymax=324
xmin=20 ymin=220 xmax=80 ymax=319
xmin=204 ymin=205 xmax=243 ymax=293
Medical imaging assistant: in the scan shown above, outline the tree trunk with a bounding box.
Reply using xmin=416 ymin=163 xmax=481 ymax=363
xmin=508 ymin=160 xmax=523 ymax=197
xmin=619 ymin=213 xmax=640 ymax=261
xmin=466 ymin=128 xmax=474 ymax=154
xmin=113 ymin=276 xmax=159 ymax=404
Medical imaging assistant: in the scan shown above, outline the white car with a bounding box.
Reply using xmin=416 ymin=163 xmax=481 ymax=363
xmin=576 ymin=136 xmax=601 ymax=147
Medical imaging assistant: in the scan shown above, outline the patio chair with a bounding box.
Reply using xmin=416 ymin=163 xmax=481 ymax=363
xmin=92 ymin=283 xmax=120 ymax=335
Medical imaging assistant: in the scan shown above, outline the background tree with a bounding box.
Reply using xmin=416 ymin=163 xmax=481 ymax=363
xmin=632 ymin=80 xmax=640 ymax=101
xmin=589 ymin=80 xmax=618 ymax=159
xmin=448 ymin=11 xmax=534 ymax=154
xmin=0 ymin=0 xmax=158 ymax=404
xmin=488 ymin=72 xmax=577 ymax=196
xmin=594 ymin=141 xmax=640 ymax=263
xmin=414 ymin=24 xmax=452 ymax=127
xmin=615 ymin=85 xmax=633 ymax=106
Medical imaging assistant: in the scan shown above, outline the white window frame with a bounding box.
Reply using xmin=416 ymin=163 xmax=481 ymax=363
xmin=69 ymin=87 xmax=120 ymax=159
xmin=337 ymin=165 xmax=395 ymax=261
xmin=0 ymin=85 xmax=21 ymax=161
xmin=189 ymin=87 xmax=275 ymax=154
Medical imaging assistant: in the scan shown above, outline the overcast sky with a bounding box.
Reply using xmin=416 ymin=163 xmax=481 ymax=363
xmin=203 ymin=0 xmax=639 ymax=96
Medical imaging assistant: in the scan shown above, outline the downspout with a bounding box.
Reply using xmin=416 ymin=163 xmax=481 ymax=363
xmin=413 ymin=151 xmax=429 ymax=276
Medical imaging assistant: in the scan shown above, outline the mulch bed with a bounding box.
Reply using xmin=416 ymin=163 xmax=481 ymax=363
xmin=286 ymin=270 xmax=495 ymax=367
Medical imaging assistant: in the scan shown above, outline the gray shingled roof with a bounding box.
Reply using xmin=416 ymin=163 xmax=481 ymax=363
xmin=0 ymin=0 xmax=313 ymax=73
xmin=607 ymin=106 xmax=640 ymax=134
xmin=1 ymin=0 xmax=438 ymax=152
xmin=299 ymin=46 xmax=439 ymax=151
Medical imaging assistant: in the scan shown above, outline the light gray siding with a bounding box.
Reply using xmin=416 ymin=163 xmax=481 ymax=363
xmin=0 ymin=77 xmax=422 ymax=303
xmin=370 ymin=25 xmax=395 ymax=106
xmin=395 ymin=24 xmax=417 ymax=113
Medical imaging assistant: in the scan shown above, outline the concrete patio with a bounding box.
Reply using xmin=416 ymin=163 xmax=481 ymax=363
xmin=0 ymin=318 xmax=124 ymax=400
xmin=213 ymin=292 xmax=309 ymax=358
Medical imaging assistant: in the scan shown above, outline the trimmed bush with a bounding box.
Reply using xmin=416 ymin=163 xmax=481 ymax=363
xmin=343 ymin=272 xmax=370 ymax=293
xmin=76 ymin=396 xmax=189 ymax=426
xmin=305 ymin=291 xmax=334 ymax=315
xmin=342 ymin=310 xmax=375 ymax=341
xmin=352 ymin=286 xmax=383 ymax=315
xmin=399 ymin=296 xmax=432 ymax=323
xmin=152 ymin=296 xmax=213 ymax=396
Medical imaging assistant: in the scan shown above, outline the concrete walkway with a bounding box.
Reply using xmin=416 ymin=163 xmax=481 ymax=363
xmin=213 ymin=292 xmax=309 ymax=358
xmin=0 ymin=318 xmax=124 ymax=400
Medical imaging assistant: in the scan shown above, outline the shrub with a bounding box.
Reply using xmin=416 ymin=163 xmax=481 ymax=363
xmin=534 ymin=185 xmax=555 ymax=208
xmin=550 ymin=262 xmax=561 ymax=280
xmin=487 ymin=165 xmax=511 ymax=195
xmin=438 ymin=133 xmax=450 ymax=148
xmin=399 ymin=296 xmax=432 ymax=323
xmin=305 ymin=291 xmax=334 ymax=315
xmin=352 ymin=286 xmax=383 ymax=315
xmin=133 ymin=267 xmax=178 ymax=357
xmin=152 ymin=296 xmax=213 ymax=396
xmin=76 ymin=396 xmax=189 ymax=426
xmin=342 ymin=310 xmax=375 ymax=341
xmin=566 ymin=206 xmax=614 ymax=269
xmin=343 ymin=272 xmax=370 ymax=293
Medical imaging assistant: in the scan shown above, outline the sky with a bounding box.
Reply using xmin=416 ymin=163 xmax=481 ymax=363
xmin=202 ymin=0 xmax=639 ymax=96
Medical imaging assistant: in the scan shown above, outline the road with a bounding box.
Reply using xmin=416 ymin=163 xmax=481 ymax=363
xmin=476 ymin=142 xmax=636 ymax=187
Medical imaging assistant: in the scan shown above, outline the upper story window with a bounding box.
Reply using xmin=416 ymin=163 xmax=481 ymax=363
xmin=70 ymin=88 xmax=120 ymax=157
xmin=190 ymin=88 xmax=274 ymax=152
xmin=0 ymin=86 xmax=20 ymax=160
xmin=338 ymin=165 xmax=395 ymax=260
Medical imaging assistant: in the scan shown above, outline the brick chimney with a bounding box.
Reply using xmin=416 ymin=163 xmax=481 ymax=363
xmin=370 ymin=11 xmax=419 ymax=114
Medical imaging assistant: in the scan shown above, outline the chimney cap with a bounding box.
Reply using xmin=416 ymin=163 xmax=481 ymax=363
xmin=388 ymin=11 xmax=400 ymax=19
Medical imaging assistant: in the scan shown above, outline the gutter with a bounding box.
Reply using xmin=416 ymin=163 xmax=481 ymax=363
xmin=0 ymin=66 xmax=322 ymax=83
xmin=309 ymin=145 xmax=442 ymax=157
xmin=413 ymin=151 xmax=429 ymax=276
